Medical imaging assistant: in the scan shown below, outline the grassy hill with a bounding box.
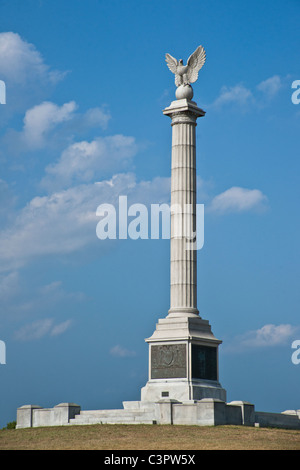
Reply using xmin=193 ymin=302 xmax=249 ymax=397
xmin=0 ymin=424 xmax=300 ymax=450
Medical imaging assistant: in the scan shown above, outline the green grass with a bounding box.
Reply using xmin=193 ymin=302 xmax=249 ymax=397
xmin=0 ymin=424 xmax=300 ymax=450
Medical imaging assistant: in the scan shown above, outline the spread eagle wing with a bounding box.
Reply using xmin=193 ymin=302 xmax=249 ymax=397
xmin=165 ymin=53 xmax=181 ymax=87
xmin=186 ymin=46 xmax=206 ymax=84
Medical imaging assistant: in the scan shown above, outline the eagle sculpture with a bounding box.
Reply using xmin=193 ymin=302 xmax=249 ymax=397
xmin=165 ymin=45 xmax=206 ymax=87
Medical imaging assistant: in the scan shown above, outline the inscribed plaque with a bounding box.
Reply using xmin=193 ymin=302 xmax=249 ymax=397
xmin=151 ymin=344 xmax=186 ymax=379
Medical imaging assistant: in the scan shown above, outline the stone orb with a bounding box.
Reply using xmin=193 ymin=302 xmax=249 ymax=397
xmin=175 ymin=84 xmax=194 ymax=101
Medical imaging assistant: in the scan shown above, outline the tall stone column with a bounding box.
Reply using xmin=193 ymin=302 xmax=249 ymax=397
xmin=163 ymin=99 xmax=205 ymax=318
xmin=141 ymin=48 xmax=226 ymax=404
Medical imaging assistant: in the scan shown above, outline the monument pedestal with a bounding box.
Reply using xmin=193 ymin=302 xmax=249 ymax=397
xmin=141 ymin=315 xmax=226 ymax=403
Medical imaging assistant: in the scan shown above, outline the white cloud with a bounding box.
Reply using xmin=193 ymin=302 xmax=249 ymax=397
xmin=14 ymin=318 xmax=54 ymax=341
xmin=50 ymin=319 xmax=72 ymax=337
xmin=22 ymin=101 xmax=77 ymax=148
xmin=0 ymin=182 xmax=101 ymax=270
xmin=0 ymin=173 xmax=170 ymax=272
xmin=14 ymin=317 xmax=72 ymax=341
xmin=212 ymin=84 xmax=253 ymax=108
xmin=209 ymin=186 xmax=268 ymax=213
xmin=224 ymin=324 xmax=299 ymax=352
xmin=0 ymin=32 xmax=66 ymax=118
xmin=257 ymin=75 xmax=282 ymax=97
xmin=211 ymin=75 xmax=285 ymax=110
xmin=109 ymin=345 xmax=136 ymax=357
xmin=0 ymin=32 xmax=64 ymax=85
xmin=79 ymin=107 xmax=111 ymax=130
xmin=2 ymin=101 xmax=111 ymax=155
xmin=41 ymin=135 xmax=139 ymax=190
xmin=0 ymin=179 xmax=17 ymax=223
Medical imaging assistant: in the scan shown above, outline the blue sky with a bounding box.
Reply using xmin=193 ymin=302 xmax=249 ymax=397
xmin=0 ymin=0 xmax=299 ymax=428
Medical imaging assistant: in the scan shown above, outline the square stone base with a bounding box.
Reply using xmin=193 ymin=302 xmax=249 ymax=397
xmin=141 ymin=379 xmax=226 ymax=403
xmin=142 ymin=314 xmax=226 ymax=403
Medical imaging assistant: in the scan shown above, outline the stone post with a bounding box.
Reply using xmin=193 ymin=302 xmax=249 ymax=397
xmin=16 ymin=405 xmax=42 ymax=429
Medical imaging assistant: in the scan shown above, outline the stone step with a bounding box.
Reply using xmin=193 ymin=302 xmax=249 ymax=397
xmin=78 ymin=409 xmax=154 ymax=418
xmin=69 ymin=412 xmax=156 ymax=425
xmin=68 ymin=407 xmax=157 ymax=426
xmin=122 ymin=401 xmax=156 ymax=411
xmin=69 ymin=418 xmax=155 ymax=425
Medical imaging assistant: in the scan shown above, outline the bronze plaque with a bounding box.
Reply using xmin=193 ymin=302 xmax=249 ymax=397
xmin=151 ymin=344 xmax=186 ymax=379
xmin=191 ymin=344 xmax=217 ymax=381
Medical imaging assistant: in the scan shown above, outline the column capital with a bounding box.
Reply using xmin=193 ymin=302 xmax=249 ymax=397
xmin=163 ymin=99 xmax=205 ymax=122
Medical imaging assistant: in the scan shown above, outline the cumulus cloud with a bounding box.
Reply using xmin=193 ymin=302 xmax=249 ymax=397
xmin=208 ymin=186 xmax=268 ymax=213
xmin=77 ymin=107 xmax=111 ymax=130
xmin=212 ymin=84 xmax=253 ymax=109
xmin=41 ymin=135 xmax=138 ymax=190
xmin=211 ymin=75 xmax=285 ymax=110
xmin=22 ymin=102 xmax=111 ymax=150
xmin=257 ymin=75 xmax=282 ymax=98
xmin=0 ymin=173 xmax=170 ymax=272
xmin=0 ymin=179 xmax=17 ymax=224
xmin=224 ymin=324 xmax=299 ymax=353
xmin=2 ymin=101 xmax=111 ymax=155
xmin=0 ymin=32 xmax=65 ymax=117
xmin=0 ymin=32 xmax=64 ymax=85
xmin=22 ymin=101 xmax=77 ymax=148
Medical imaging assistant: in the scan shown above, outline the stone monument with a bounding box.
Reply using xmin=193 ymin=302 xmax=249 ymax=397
xmin=16 ymin=47 xmax=300 ymax=429
xmin=141 ymin=46 xmax=226 ymax=403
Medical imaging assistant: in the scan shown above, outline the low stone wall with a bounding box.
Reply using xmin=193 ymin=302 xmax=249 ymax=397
xmin=16 ymin=400 xmax=300 ymax=430
xmin=169 ymin=399 xmax=254 ymax=426
xmin=16 ymin=403 xmax=81 ymax=429
xmin=255 ymin=411 xmax=300 ymax=430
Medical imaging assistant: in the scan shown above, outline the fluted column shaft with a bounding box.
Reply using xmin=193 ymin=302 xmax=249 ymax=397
xmin=163 ymin=99 xmax=205 ymax=318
